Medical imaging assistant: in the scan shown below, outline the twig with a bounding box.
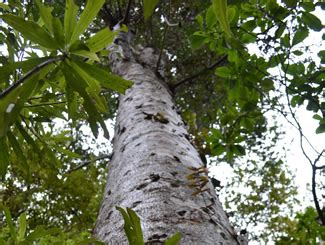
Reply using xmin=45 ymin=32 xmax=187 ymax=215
xmin=67 ymin=154 xmax=112 ymax=173
xmin=156 ymin=23 xmax=168 ymax=75
xmin=0 ymin=56 xmax=63 ymax=99
xmin=121 ymin=0 xmax=132 ymax=25
xmin=25 ymin=101 xmax=66 ymax=108
xmin=173 ymin=55 xmax=228 ymax=89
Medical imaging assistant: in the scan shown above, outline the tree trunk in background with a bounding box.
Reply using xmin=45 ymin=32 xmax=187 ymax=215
xmin=94 ymin=36 xmax=244 ymax=244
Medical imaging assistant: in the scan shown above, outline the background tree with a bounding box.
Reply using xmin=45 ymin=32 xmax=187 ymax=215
xmin=0 ymin=0 xmax=324 ymax=243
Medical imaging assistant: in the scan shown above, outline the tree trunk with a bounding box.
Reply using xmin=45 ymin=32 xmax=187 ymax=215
xmin=94 ymin=35 xmax=244 ymax=244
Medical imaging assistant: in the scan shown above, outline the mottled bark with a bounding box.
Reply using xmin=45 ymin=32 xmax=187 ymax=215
xmin=94 ymin=35 xmax=245 ymax=244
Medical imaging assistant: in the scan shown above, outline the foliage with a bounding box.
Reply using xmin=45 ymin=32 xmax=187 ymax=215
xmin=276 ymin=207 xmax=325 ymax=244
xmin=116 ymin=207 xmax=181 ymax=245
xmin=0 ymin=0 xmax=324 ymax=244
xmin=0 ymin=204 xmax=104 ymax=244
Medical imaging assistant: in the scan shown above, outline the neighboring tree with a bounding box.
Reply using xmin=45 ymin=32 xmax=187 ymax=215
xmin=0 ymin=0 xmax=324 ymax=244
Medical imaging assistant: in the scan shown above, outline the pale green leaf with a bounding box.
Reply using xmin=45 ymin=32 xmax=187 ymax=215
xmin=143 ymin=0 xmax=159 ymax=20
xmin=86 ymin=27 xmax=117 ymax=52
xmin=212 ymin=0 xmax=232 ymax=37
xmin=62 ymin=61 xmax=109 ymax=139
xmin=0 ymin=205 xmax=16 ymax=240
xmin=52 ymin=17 xmax=65 ymax=48
xmin=17 ymin=212 xmax=27 ymax=241
xmin=70 ymin=0 xmax=105 ymax=44
xmin=0 ymin=3 xmax=11 ymax=11
xmin=165 ymin=232 xmax=181 ymax=245
xmin=64 ymin=0 xmax=78 ymax=44
xmin=36 ymin=0 xmax=54 ymax=33
xmin=116 ymin=207 xmax=144 ymax=245
xmin=71 ymin=49 xmax=99 ymax=61
xmin=1 ymin=14 xmax=59 ymax=50
xmin=72 ymin=60 xmax=133 ymax=94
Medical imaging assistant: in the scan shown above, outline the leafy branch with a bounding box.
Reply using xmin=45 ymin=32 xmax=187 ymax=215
xmin=0 ymin=56 xmax=63 ymax=99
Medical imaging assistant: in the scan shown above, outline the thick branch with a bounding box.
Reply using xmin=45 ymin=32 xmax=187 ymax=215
xmin=173 ymin=55 xmax=227 ymax=89
xmin=0 ymin=56 xmax=63 ymax=99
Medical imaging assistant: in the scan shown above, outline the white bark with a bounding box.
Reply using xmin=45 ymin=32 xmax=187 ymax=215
xmin=94 ymin=37 xmax=245 ymax=244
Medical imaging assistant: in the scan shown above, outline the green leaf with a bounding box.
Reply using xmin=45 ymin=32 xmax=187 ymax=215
xmin=0 ymin=205 xmax=16 ymax=241
xmin=293 ymin=50 xmax=303 ymax=56
xmin=86 ymin=27 xmax=117 ymax=52
xmin=318 ymin=50 xmax=325 ymax=63
xmin=292 ymin=28 xmax=309 ymax=46
xmin=7 ymin=131 xmax=28 ymax=171
xmin=0 ymin=57 xmax=50 ymax=82
xmin=52 ymin=17 xmax=65 ymax=48
xmin=212 ymin=0 xmax=232 ymax=37
xmin=190 ymin=33 xmax=206 ymax=50
xmin=215 ymin=66 xmax=232 ymax=78
xmin=165 ymin=232 xmax=181 ymax=245
xmin=312 ymin=114 xmax=322 ymax=121
xmin=0 ymin=137 xmax=9 ymax=178
xmin=261 ymin=78 xmax=274 ymax=91
xmin=302 ymin=12 xmax=323 ymax=32
xmin=64 ymin=0 xmax=78 ymax=44
xmin=69 ymin=61 xmax=107 ymax=112
xmin=36 ymin=0 xmax=54 ymax=34
xmin=62 ymin=61 xmax=109 ymax=139
xmin=66 ymin=84 xmax=79 ymax=121
xmin=72 ymin=61 xmax=133 ymax=94
xmin=17 ymin=212 xmax=27 ymax=241
xmin=116 ymin=207 xmax=144 ymax=245
xmin=1 ymin=14 xmax=59 ymax=50
xmin=16 ymin=122 xmax=41 ymax=156
xmin=0 ymin=3 xmax=11 ymax=11
xmin=70 ymin=0 xmax=105 ymax=44
xmin=71 ymin=49 xmax=99 ymax=61
xmin=143 ymin=0 xmax=159 ymax=20
xmin=206 ymin=6 xmax=217 ymax=28
xmin=316 ymin=123 xmax=325 ymax=134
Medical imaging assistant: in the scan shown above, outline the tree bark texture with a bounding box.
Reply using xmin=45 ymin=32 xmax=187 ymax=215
xmin=94 ymin=35 xmax=245 ymax=244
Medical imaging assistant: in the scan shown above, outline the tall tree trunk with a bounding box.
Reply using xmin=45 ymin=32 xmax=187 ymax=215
xmin=94 ymin=35 xmax=245 ymax=244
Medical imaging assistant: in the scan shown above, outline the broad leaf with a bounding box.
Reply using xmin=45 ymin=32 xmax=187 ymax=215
xmin=64 ymin=0 xmax=78 ymax=44
xmin=116 ymin=207 xmax=144 ymax=245
xmin=302 ymin=12 xmax=322 ymax=32
xmin=36 ymin=0 xmax=54 ymax=34
xmin=0 ymin=57 xmax=50 ymax=82
xmin=86 ymin=27 xmax=117 ymax=52
xmin=72 ymin=60 xmax=133 ymax=94
xmin=143 ymin=0 xmax=159 ymax=20
xmin=0 ymin=205 xmax=16 ymax=241
xmin=17 ymin=212 xmax=27 ymax=241
xmin=212 ymin=0 xmax=232 ymax=37
xmin=1 ymin=14 xmax=59 ymax=50
xmin=62 ymin=61 xmax=110 ymax=139
xmin=52 ymin=17 xmax=65 ymax=48
xmin=70 ymin=0 xmax=105 ymax=44
xmin=292 ymin=28 xmax=309 ymax=46
xmin=165 ymin=232 xmax=181 ymax=245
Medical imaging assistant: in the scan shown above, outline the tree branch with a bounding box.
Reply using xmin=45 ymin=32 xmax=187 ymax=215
xmin=0 ymin=56 xmax=63 ymax=99
xmin=173 ymin=55 xmax=227 ymax=89
xmin=25 ymin=101 xmax=66 ymax=108
xmin=67 ymin=154 xmax=112 ymax=174
xmin=121 ymin=0 xmax=132 ymax=25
